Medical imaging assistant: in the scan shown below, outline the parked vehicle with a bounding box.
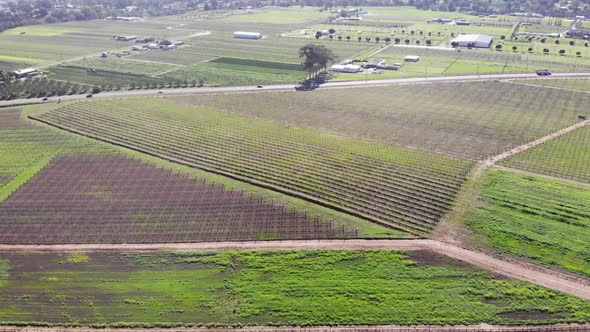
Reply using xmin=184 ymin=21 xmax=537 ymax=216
xmin=536 ymin=69 xmax=551 ymax=76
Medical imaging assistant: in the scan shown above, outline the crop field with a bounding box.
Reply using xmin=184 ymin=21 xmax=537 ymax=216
xmin=46 ymin=65 xmax=166 ymax=88
xmin=0 ymin=107 xmax=112 ymax=198
xmin=500 ymin=126 xmax=590 ymax=183
xmin=0 ymin=154 xmax=356 ymax=244
xmin=34 ymin=98 xmax=474 ymax=235
xmin=514 ymin=78 xmax=590 ymax=92
xmin=2 ymin=250 xmax=590 ymax=326
xmin=162 ymin=57 xmax=306 ymax=86
xmin=466 ymin=170 xmax=590 ymax=276
xmin=175 ymin=81 xmax=590 ymax=160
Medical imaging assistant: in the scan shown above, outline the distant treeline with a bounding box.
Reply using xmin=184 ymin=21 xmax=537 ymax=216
xmin=1 ymin=0 xmax=589 ymax=33
xmin=0 ymin=0 xmax=209 ymax=32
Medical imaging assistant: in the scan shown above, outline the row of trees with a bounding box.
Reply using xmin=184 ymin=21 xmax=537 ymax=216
xmin=495 ymin=44 xmax=585 ymax=56
xmin=0 ymin=0 xmax=205 ymax=32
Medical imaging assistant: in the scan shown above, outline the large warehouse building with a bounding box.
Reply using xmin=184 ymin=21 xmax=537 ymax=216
xmin=233 ymin=31 xmax=262 ymax=39
xmin=450 ymin=34 xmax=493 ymax=48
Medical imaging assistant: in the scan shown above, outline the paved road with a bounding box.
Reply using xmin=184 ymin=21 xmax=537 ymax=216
xmin=1 ymin=239 xmax=589 ymax=301
xmin=2 ymin=72 xmax=590 ymax=107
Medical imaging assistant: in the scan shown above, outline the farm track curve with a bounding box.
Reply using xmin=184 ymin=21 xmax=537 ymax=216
xmin=1 ymin=239 xmax=589 ymax=301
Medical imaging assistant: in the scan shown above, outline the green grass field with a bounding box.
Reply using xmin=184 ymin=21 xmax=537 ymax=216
xmin=514 ymin=78 xmax=590 ymax=92
xmin=466 ymin=169 xmax=590 ymax=276
xmin=176 ymin=81 xmax=590 ymax=160
xmin=2 ymin=250 xmax=590 ymax=326
xmin=500 ymin=126 xmax=590 ymax=183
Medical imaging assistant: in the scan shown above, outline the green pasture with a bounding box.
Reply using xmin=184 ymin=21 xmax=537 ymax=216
xmin=1 ymin=250 xmax=590 ymax=326
xmin=500 ymin=125 xmax=590 ymax=183
xmin=514 ymin=78 xmax=590 ymax=92
xmin=466 ymin=169 xmax=590 ymax=276
xmin=221 ymin=7 xmax=329 ymax=24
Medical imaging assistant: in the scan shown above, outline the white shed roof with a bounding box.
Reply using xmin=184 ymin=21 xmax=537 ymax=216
xmin=451 ymin=34 xmax=493 ymax=44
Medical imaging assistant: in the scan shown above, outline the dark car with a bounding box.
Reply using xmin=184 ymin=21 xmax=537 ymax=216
xmin=536 ymin=69 xmax=551 ymax=76
xmin=42 ymin=97 xmax=48 ymax=101
xmin=86 ymin=94 xmax=93 ymax=98
xmin=257 ymin=85 xmax=263 ymax=88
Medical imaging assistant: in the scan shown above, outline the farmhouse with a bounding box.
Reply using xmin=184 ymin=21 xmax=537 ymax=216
xmin=403 ymin=55 xmax=420 ymax=62
xmin=12 ymin=68 xmax=40 ymax=78
xmin=450 ymin=34 xmax=493 ymax=48
xmin=233 ymin=31 xmax=262 ymax=39
xmin=330 ymin=64 xmax=363 ymax=73
xmin=363 ymin=59 xmax=385 ymax=68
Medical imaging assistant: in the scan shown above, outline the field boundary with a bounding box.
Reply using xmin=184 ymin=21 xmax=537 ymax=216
xmin=1 ymin=239 xmax=589 ymax=300
xmin=2 ymin=324 xmax=590 ymax=332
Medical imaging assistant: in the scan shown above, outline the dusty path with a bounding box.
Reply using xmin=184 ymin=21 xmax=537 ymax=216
xmin=484 ymin=119 xmax=590 ymax=166
xmin=2 ymin=324 xmax=590 ymax=332
xmin=1 ymin=239 xmax=589 ymax=301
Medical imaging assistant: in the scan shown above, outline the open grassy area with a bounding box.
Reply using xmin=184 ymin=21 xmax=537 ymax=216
xmin=175 ymin=81 xmax=590 ymax=160
xmin=500 ymin=126 xmax=590 ymax=183
xmin=465 ymin=169 xmax=590 ymax=276
xmin=34 ymin=97 xmax=473 ymax=235
xmin=1 ymin=250 xmax=590 ymax=326
xmin=514 ymin=78 xmax=590 ymax=92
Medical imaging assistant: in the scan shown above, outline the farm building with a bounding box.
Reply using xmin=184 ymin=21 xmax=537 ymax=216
xmin=404 ymin=55 xmax=420 ymax=62
xmin=145 ymin=43 xmax=161 ymax=49
xmin=12 ymin=68 xmax=40 ymax=78
xmin=364 ymin=59 xmax=385 ymax=68
xmin=115 ymin=35 xmax=137 ymax=41
xmin=162 ymin=45 xmax=177 ymax=50
xmin=564 ymin=29 xmax=590 ymax=39
xmin=330 ymin=64 xmax=363 ymax=73
xmin=450 ymin=34 xmax=493 ymax=48
xmin=233 ymin=31 xmax=262 ymax=39
xmin=430 ymin=18 xmax=452 ymax=23
xmin=455 ymin=20 xmax=471 ymax=26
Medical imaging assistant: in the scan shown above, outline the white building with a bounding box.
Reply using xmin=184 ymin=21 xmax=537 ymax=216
xmin=403 ymin=55 xmax=420 ymax=62
xmin=233 ymin=31 xmax=262 ymax=39
xmin=13 ymin=68 xmax=40 ymax=78
xmin=330 ymin=64 xmax=363 ymax=73
xmin=450 ymin=34 xmax=493 ymax=48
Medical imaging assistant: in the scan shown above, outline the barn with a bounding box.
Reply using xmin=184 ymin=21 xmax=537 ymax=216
xmin=233 ymin=31 xmax=262 ymax=39
xmin=450 ymin=34 xmax=493 ymax=48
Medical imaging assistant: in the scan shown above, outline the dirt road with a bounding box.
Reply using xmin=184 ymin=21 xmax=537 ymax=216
xmin=2 ymin=324 xmax=590 ymax=332
xmin=1 ymin=239 xmax=589 ymax=301
xmin=485 ymin=119 xmax=590 ymax=166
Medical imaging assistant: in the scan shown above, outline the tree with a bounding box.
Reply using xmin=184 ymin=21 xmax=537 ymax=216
xmin=358 ymin=36 xmax=362 ymax=42
xmin=346 ymin=35 xmax=351 ymax=41
xmin=559 ymin=49 xmax=565 ymax=55
xmin=569 ymin=40 xmax=575 ymax=46
xmin=299 ymin=44 xmax=336 ymax=81
xmin=328 ymin=28 xmax=336 ymax=34
xmin=426 ymin=39 xmax=432 ymax=45
xmin=315 ymin=31 xmax=322 ymax=39
xmin=540 ymin=38 xmax=546 ymax=43
xmin=555 ymin=39 xmax=560 ymax=44
xmin=585 ymin=42 xmax=589 ymax=47
xmin=394 ymin=38 xmax=401 ymax=43
xmin=495 ymin=44 xmax=503 ymax=50
xmin=576 ymin=51 xmax=582 ymax=57
xmin=500 ymin=35 xmax=506 ymax=40
xmin=375 ymin=37 xmax=380 ymax=43
xmin=528 ymin=47 xmax=533 ymax=52
xmin=329 ymin=35 xmax=333 ymax=40
xmin=385 ymin=37 xmax=391 ymax=43
xmin=512 ymin=45 xmax=518 ymax=51
xmin=404 ymin=39 xmax=410 ymax=44
xmin=338 ymin=35 xmax=342 ymax=41
xmin=543 ymin=48 xmax=550 ymax=53
xmin=366 ymin=37 xmax=371 ymax=42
